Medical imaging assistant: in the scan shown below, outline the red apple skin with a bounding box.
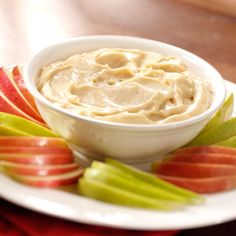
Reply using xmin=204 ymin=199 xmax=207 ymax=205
xmin=1 ymin=162 xmax=80 ymax=176
xmin=0 ymin=137 xmax=67 ymax=148
xmin=0 ymin=68 xmax=43 ymax=122
xmin=0 ymin=147 xmax=73 ymax=156
xmin=7 ymin=169 xmax=83 ymax=188
xmin=12 ymin=66 xmax=39 ymax=112
xmin=169 ymin=153 xmax=236 ymax=165
xmin=158 ymin=175 xmax=236 ymax=193
xmin=153 ymin=161 xmax=236 ymax=178
xmin=175 ymin=145 xmax=236 ymax=155
xmin=0 ymin=92 xmax=45 ymax=126
xmin=0 ymin=153 xmax=74 ymax=165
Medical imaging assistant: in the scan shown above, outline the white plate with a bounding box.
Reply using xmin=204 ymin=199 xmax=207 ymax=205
xmin=0 ymin=80 xmax=236 ymax=231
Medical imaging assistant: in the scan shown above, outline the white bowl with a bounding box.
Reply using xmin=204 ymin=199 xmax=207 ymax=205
xmin=24 ymin=36 xmax=226 ymax=164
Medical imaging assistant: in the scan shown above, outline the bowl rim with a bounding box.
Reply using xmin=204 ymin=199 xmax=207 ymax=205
xmin=24 ymin=35 xmax=226 ymax=131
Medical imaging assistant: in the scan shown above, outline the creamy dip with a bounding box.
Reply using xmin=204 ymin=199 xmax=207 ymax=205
xmin=37 ymin=48 xmax=213 ymax=124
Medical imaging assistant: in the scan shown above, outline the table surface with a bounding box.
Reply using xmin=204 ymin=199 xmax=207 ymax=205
xmin=1 ymin=0 xmax=236 ymax=234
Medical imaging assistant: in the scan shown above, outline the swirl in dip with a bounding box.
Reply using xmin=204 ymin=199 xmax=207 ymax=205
xmin=37 ymin=48 xmax=213 ymax=124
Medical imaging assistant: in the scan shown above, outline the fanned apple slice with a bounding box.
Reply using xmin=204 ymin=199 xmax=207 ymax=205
xmin=153 ymin=161 xmax=236 ymax=178
xmin=0 ymin=136 xmax=67 ymax=147
xmin=6 ymin=168 xmax=83 ymax=187
xmin=0 ymin=124 xmax=32 ymax=136
xmin=158 ymin=175 xmax=236 ymax=193
xmin=175 ymin=145 xmax=236 ymax=155
xmin=12 ymin=66 xmax=38 ymax=112
xmin=0 ymin=146 xmax=72 ymax=156
xmin=0 ymin=112 xmax=57 ymax=137
xmin=0 ymin=68 xmax=44 ymax=122
xmin=168 ymin=153 xmax=236 ymax=165
xmin=1 ymin=161 xmax=79 ymax=176
xmin=0 ymin=92 xmax=45 ymax=126
xmin=0 ymin=153 xmax=74 ymax=165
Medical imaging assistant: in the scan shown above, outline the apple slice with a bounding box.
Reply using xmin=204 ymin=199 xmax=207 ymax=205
xmin=153 ymin=161 xmax=236 ymax=178
xmin=0 ymin=68 xmax=43 ymax=122
xmin=6 ymin=168 xmax=83 ymax=187
xmin=0 ymin=124 xmax=32 ymax=136
xmin=12 ymin=66 xmax=38 ymax=112
xmin=79 ymin=178 xmax=179 ymax=210
xmin=175 ymin=145 xmax=236 ymax=155
xmin=0 ymin=112 xmax=57 ymax=137
xmin=1 ymin=161 xmax=79 ymax=176
xmin=0 ymin=153 xmax=74 ymax=165
xmin=0 ymin=136 xmax=67 ymax=147
xmin=106 ymin=158 xmax=203 ymax=203
xmin=186 ymin=117 xmax=236 ymax=146
xmin=158 ymin=175 xmax=236 ymax=193
xmin=84 ymin=167 xmax=187 ymax=203
xmin=168 ymin=153 xmax=236 ymax=165
xmin=188 ymin=94 xmax=234 ymax=146
xmin=0 ymin=146 xmax=72 ymax=156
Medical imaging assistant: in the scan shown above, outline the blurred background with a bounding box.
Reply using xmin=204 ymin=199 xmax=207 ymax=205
xmin=1 ymin=0 xmax=235 ymax=82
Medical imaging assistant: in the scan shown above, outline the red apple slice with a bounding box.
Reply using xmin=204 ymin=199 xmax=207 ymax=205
xmin=0 ymin=136 xmax=67 ymax=147
xmin=0 ymin=146 xmax=73 ymax=156
xmin=169 ymin=153 xmax=236 ymax=165
xmin=175 ymin=145 xmax=236 ymax=155
xmin=0 ymin=91 xmax=45 ymax=126
xmin=153 ymin=161 xmax=236 ymax=178
xmin=1 ymin=161 xmax=80 ymax=176
xmin=158 ymin=175 xmax=236 ymax=193
xmin=6 ymin=168 xmax=83 ymax=187
xmin=12 ymin=66 xmax=39 ymax=112
xmin=0 ymin=68 xmax=44 ymax=122
xmin=0 ymin=153 xmax=74 ymax=165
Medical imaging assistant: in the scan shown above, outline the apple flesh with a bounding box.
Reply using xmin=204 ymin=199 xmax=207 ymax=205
xmin=79 ymin=178 xmax=180 ymax=211
xmin=1 ymin=161 xmax=79 ymax=176
xmin=8 ymin=168 xmax=83 ymax=188
xmin=106 ymin=158 xmax=203 ymax=203
xmin=0 ymin=68 xmax=43 ymax=122
xmin=158 ymin=175 xmax=236 ymax=193
xmin=84 ymin=166 xmax=188 ymax=203
xmin=153 ymin=161 xmax=236 ymax=178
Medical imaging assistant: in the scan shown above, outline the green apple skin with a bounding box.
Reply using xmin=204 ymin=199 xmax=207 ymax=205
xmin=187 ymin=117 xmax=236 ymax=147
xmin=106 ymin=159 xmax=204 ymax=204
xmin=0 ymin=124 xmax=32 ymax=136
xmin=187 ymin=94 xmax=234 ymax=146
xmin=201 ymin=93 xmax=234 ymax=134
xmin=79 ymin=178 xmax=180 ymax=211
xmin=0 ymin=112 xmax=58 ymax=137
xmin=84 ymin=167 xmax=187 ymax=203
xmin=217 ymin=136 xmax=236 ymax=147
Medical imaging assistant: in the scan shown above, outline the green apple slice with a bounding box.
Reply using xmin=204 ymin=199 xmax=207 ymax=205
xmin=187 ymin=94 xmax=234 ymax=146
xmin=0 ymin=112 xmax=58 ymax=137
xmin=216 ymin=135 xmax=236 ymax=147
xmin=84 ymin=167 xmax=186 ymax=203
xmin=187 ymin=117 xmax=236 ymax=146
xmin=0 ymin=124 xmax=32 ymax=136
xmin=106 ymin=159 xmax=204 ymax=203
xmin=79 ymin=178 xmax=180 ymax=210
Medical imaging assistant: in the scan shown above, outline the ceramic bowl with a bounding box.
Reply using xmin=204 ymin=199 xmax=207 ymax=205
xmin=24 ymin=36 xmax=226 ymax=164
